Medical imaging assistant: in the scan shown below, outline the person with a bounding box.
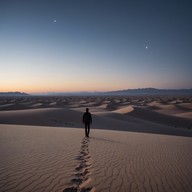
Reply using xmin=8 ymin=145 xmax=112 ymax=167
xmin=82 ymin=108 xmax=92 ymax=137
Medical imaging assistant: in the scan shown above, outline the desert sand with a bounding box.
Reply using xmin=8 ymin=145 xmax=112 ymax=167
xmin=0 ymin=96 xmax=192 ymax=192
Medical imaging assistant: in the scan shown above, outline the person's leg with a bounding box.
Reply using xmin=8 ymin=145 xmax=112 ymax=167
xmin=85 ymin=124 xmax=89 ymax=137
xmin=87 ymin=124 xmax=90 ymax=137
xmin=85 ymin=124 xmax=87 ymax=137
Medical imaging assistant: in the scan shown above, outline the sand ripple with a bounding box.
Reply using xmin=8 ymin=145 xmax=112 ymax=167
xmin=0 ymin=125 xmax=192 ymax=192
xmin=90 ymin=130 xmax=192 ymax=192
xmin=0 ymin=125 xmax=82 ymax=192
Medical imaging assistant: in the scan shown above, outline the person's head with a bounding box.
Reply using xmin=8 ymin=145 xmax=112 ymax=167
xmin=86 ymin=108 xmax=89 ymax=112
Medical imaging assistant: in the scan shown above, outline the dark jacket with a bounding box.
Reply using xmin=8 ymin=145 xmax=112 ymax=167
xmin=83 ymin=112 xmax=92 ymax=124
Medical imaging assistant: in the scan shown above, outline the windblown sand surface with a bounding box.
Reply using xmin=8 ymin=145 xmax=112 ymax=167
xmin=0 ymin=96 xmax=192 ymax=191
xmin=0 ymin=124 xmax=192 ymax=192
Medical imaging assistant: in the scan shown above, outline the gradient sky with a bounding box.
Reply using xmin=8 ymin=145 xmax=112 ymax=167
xmin=0 ymin=0 xmax=192 ymax=93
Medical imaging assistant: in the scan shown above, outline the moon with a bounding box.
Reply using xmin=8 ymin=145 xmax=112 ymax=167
xmin=145 ymin=46 xmax=148 ymax=49
xmin=53 ymin=20 xmax=57 ymax=23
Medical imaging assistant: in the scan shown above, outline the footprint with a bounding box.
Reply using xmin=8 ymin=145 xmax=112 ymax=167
xmin=75 ymin=172 xmax=86 ymax=177
xmin=80 ymin=151 xmax=88 ymax=156
xmin=71 ymin=178 xmax=83 ymax=185
xmin=76 ymin=165 xmax=84 ymax=171
xmin=63 ymin=187 xmax=93 ymax=192
xmin=84 ymin=155 xmax=91 ymax=159
xmin=75 ymin=155 xmax=84 ymax=160
xmin=63 ymin=187 xmax=77 ymax=192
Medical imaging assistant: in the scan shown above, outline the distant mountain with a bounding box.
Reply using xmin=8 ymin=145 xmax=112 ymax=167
xmin=106 ymin=88 xmax=192 ymax=96
xmin=1 ymin=89 xmax=192 ymax=97
xmin=33 ymin=91 xmax=95 ymax=96
xmin=32 ymin=88 xmax=192 ymax=96
xmin=0 ymin=92 xmax=29 ymax=97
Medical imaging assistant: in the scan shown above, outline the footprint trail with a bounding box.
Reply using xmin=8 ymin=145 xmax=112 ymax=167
xmin=63 ymin=137 xmax=95 ymax=192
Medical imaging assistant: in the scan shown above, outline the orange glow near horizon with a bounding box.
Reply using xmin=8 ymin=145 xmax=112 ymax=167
xmin=0 ymin=78 xmax=190 ymax=94
xmin=1 ymin=76 xmax=141 ymax=93
xmin=0 ymin=83 xmax=133 ymax=93
xmin=1 ymin=71 xmax=191 ymax=93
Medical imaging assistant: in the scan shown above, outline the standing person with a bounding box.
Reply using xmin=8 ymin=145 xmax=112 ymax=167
xmin=82 ymin=108 xmax=92 ymax=137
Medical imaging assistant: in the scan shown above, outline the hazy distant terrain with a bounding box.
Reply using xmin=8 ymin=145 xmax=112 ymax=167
xmin=0 ymin=92 xmax=29 ymax=97
xmin=2 ymin=88 xmax=191 ymax=97
xmin=37 ymin=88 xmax=192 ymax=96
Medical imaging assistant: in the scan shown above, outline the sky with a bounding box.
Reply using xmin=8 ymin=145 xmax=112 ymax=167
xmin=0 ymin=0 xmax=192 ymax=93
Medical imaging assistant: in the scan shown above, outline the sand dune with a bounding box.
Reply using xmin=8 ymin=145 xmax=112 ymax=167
xmin=0 ymin=96 xmax=192 ymax=191
xmin=0 ymin=108 xmax=83 ymax=128
xmin=128 ymin=106 xmax=192 ymax=129
xmin=174 ymin=112 xmax=192 ymax=119
xmin=0 ymin=124 xmax=192 ymax=192
xmin=0 ymin=107 xmax=191 ymax=137
xmin=113 ymin=105 xmax=134 ymax=114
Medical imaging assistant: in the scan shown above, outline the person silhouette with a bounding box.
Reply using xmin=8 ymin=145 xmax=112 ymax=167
xmin=82 ymin=108 xmax=92 ymax=137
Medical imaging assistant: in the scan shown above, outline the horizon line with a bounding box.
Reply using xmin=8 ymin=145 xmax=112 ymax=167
xmin=1 ymin=87 xmax=192 ymax=94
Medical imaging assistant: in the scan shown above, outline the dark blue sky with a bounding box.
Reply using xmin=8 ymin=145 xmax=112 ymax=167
xmin=1 ymin=0 xmax=192 ymax=92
